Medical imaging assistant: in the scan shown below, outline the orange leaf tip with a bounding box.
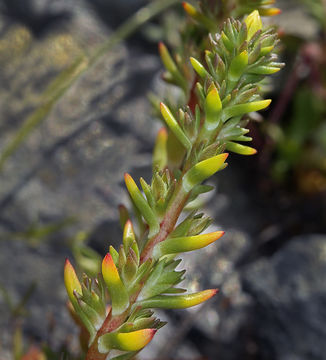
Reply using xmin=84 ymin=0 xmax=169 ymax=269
xmin=102 ymin=253 xmax=120 ymax=284
xmin=260 ymin=8 xmax=281 ymax=16
xmin=136 ymin=289 xmax=219 ymax=309
xmin=153 ymin=231 xmax=225 ymax=258
xmin=157 ymin=127 xmax=168 ymax=138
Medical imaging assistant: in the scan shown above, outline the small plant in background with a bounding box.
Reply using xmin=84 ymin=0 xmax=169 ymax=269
xmin=260 ymin=0 xmax=326 ymax=194
xmin=64 ymin=2 xmax=283 ymax=359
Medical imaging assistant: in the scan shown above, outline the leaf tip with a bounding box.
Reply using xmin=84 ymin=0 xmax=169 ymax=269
xmin=64 ymin=258 xmax=81 ymax=302
xmin=157 ymin=127 xmax=168 ymax=138
xmin=158 ymin=41 xmax=166 ymax=53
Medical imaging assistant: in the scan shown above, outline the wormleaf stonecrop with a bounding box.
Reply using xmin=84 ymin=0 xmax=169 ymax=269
xmin=64 ymin=4 xmax=283 ymax=360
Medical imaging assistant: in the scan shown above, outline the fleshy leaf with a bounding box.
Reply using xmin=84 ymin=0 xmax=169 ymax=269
xmin=222 ymin=100 xmax=271 ymax=122
xmin=160 ymin=103 xmax=192 ymax=151
xmin=124 ymin=173 xmax=160 ymax=237
xmin=182 ymin=2 xmax=216 ymax=30
xmin=138 ymin=259 xmax=184 ymax=300
xmin=122 ymin=251 xmax=138 ymax=285
xmin=204 ymin=86 xmax=222 ymax=132
xmin=153 ymin=128 xmax=168 ymax=171
xmin=225 ymin=142 xmax=257 ymax=155
xmin=102 ymin=254 xmax=129 ymax=315
xmin=98 ymin=329 xmax=156 ymax=353
xmin=159 ymin=42 xmax=186 ymax=90
xmin=110 ymin=245 xmax=120 ymax=266
xmin=259 ymin=8 xmax=281 ymax=16
xmin=123 ymin=220 xmax=136 ymax=253
xmin=153 ymin=231 xmax=224 ymax=258
xmin=64 ymin=259 xmax=82 ymax=304
xmin=228 ymin=50 xmax=248 ymax=83
xmin=182 ymin=154 xmax=228 ymax=192
xmin=136 ymin=289 xmax=218 ymax=309
xmin=245 ymin=10 xmax=263 ymax=40
xmin=64 ymin=260 xmax=96 ymax=341
xmin=190 ymin=57 xmax=209 ymax=79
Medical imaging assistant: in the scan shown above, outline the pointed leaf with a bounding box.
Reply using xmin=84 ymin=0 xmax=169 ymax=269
xmin=204 ymin=86 xmax=222 ymax=131
xmin=259 ymin=8 xmax=281 ymax=17
xmin=122 ymin=251 xmax=138 ymax=285
xmin=64 ymin=259 xmax=82 ymax=304
xmin=158 ymin=42 xmax=186 ymax=90
xmin=228 ymin=50 xmax=248 ymax=83
xmin=190 ymin=57 xmax=209 ymax=79
xmin=153 ymin=231 xmax=224 ymax=258
xmin=182 ymin=153 xmax=228 ymax=193
xmin=98 ymin=329 xmax=156 ymax=353
xmin=222 ymin=100 xmax=271 ymax=122
xmin=182 ymin=2 xmax=216 ymax=30
xmin=110 ymin=245 xmax=119 ymax=266
xmin=226 ymin=142 xmax=257 ymax=155
xmin=102 ymin=254 xmax=129 ymax=315
xmin=153 ymin=128 xmax=168 ymax=171
xmin=136 ymin=289 xmax=218 ymax=309
xmin=123 ymin=220 xmax=136 ymax=252
xmin=245 ymin=10 xmax=263 ymax=40
xmin=124 ymin=173 xmax=160 ymax=237
xmin=160 ymin=103 xmax=192 ymax=151
xmin=64 ymin=260 xmax=96 ymax=340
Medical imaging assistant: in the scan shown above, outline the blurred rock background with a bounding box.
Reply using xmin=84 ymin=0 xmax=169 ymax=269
xmin=0 ymin=1 xmax=325 ymax=359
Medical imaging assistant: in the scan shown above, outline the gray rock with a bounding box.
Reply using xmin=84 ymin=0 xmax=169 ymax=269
xmin=0 ymin=3 xmax=160 ymax=357
xmin=243 ymin=234 xmax=326 ymax=360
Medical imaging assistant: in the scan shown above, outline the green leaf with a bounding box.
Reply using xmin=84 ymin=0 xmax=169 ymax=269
xmin=222 ymin=99 xmax=271 ymax=122
xmin=135 ymin=289 xmax=218 ymax=309
xmin=225 ymin=142 xmax=257 ymax=155
xmin=190 ymin=57 xmax=209 ymax=79
xmin=182 ymin=154 xmax=229 ymax=193
xmin=138 ymin=259 xmax=184 ymax=300
xmin=204 ymin=86 xmax=222 ymax=131
xmin=98 ymin=329 xmax=156 ymax=353
xmin=110 ymin=246 xmax=119 ymax=266
xmin=128 ymin=259 xmax=153 ymax=294
xmin=159 ymin=42 xmax=187 ymax=90
xmin=228 ymin=50 xmax=248 ymax=83
xmin=153 ymin=231 xmax=224 ymax=258
xmin=124 ymin=173 xmax=160 ymax=237
xmin=160 ymin=103 xmax=192 ymax=151
xmin=122 ymin=250 xmax=138 ymax=285
xmin=182 ymin=2 xmax=216 ymax=31
xmin=245 ymin=10 xmax=263 ymax=40
xmin=153 ymin=128 xmax=168 ymax=171
xmin=102 ymin=254 xmax=129 ymax=315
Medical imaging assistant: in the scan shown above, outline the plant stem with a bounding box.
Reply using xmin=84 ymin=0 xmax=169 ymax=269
xmin=140 ymin=182 xmax=189 ymax=263
xmin=86 ymin=309 xmax=128 ymax=360
xmin=85 ymin=179 xmax=189 ymax=359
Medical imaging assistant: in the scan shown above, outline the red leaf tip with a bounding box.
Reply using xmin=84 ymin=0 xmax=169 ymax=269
xmin=103 ymin=253 xmax=112 ymax=264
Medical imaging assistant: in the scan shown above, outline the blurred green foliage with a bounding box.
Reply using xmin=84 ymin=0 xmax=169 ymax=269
xmin=263 ymin=0 xmax=326 ymax=193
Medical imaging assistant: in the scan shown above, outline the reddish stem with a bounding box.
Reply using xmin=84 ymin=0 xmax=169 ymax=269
xmin=140 ymin=183 xmax=189 ymax=263
xmin=85 ymin=309 xmax=128 ymax=360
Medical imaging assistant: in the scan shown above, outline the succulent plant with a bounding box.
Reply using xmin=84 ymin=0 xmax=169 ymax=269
xmin=64 ymin=2 xmax=283 ymax=359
